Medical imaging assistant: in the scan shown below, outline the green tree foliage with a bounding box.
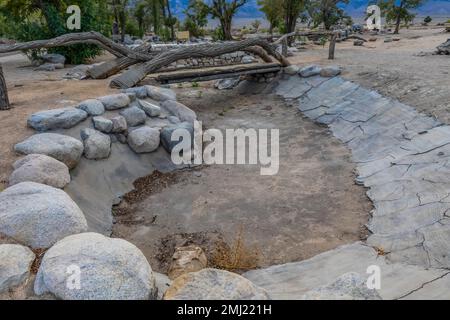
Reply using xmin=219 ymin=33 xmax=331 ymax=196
xmin=423 ymin=15 xmax=432 ymax=24
xmin=208 ymin=0 xmax=248 ymax=40
xmin=306 ymin=0 xmax=350 ymax=30
xmin=378 ymin=0 xmax=426 ymax=34
xmin=0 ymin=0 xmax=111 ymax=64
xmin=258 ymin=0 xmax=283 ymax=34
xmin=183 ymin=0 xmax=209 ymax=37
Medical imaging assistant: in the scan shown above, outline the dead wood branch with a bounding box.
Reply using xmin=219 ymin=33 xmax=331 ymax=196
xmin=110 ymin=38 xmax=289 ymax=88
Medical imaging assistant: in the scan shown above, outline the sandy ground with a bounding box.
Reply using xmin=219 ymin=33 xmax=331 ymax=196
xmin=0 ymin=26 xmax=447 ymax=272
xmin=290 ymin=27 xmax=450 ymax=122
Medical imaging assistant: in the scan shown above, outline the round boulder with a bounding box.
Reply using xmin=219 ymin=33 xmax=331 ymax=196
xmin=164 ymin=269 xmax=270 ymax=300
xmin=14 ymin=133 xmax=84 ymax=169
xmin=320 ymin=65 xmax=342 ymax=77
xmin=34 ymin=232 xmax=157 ymax=300
xmin=0 ymin=182 xmax=88 ymax=249
xmin=9 ymin=154 xmax=70 ymax=188
xmin=76 ymin=99 xmax=105 ymax=116
xmin=161 ymin=100 xmax=197 ymax=123
xmin=80 ymin=128 xmax=111 ymax=160
xmin=138 ymin=100 xmax=161 ymax=117
xmin=92 ymin=116 xmax=113 ymax=133
xmin=127 ymin=126 xmax=160 ymax=153
xmin=119 ymin=106 xmax=147 ymax=127
xmin=98 ymin=94 xmax=130 ymax=110
xmin=0 ymin=244 xmax=35 ymax=293
xmin=299 ymin=65 xmax=322 ymax=77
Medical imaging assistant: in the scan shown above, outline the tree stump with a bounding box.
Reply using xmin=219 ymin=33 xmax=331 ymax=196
xmin=0 ymin=65 xmax=10 ymax=110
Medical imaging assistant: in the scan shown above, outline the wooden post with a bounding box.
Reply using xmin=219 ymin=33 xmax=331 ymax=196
xmin=328 ymin=33 xmax=337 ymax=60
xmin=0 ymin=65 xmax=10 ymax=110
xmin=282 ymin=38 xmax=288 ymax=57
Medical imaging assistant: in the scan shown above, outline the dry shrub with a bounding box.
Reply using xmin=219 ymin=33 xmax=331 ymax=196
xmin=210 ymin=226 xmax=260 ymax=273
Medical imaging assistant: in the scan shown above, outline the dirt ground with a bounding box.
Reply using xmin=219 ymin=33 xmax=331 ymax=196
xmin=113 ymin=86 xmax=371 ymax=272
xmin=0 ymin=26 xmax=448 ymax=271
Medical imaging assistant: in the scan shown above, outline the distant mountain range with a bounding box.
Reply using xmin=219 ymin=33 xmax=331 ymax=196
xmin=167 ymin=0 xmax=450 ymax=18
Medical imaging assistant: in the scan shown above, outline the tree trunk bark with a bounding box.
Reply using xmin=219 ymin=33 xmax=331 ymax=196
xmin=222 ymin=16 xmax=233 ymax=41
xmin=394 ymin=2 xmax=404 ymax=34
xmin=328 ymin=33 xmax=337 ymax=60
xmin=0 ymin=65 xmax=10 ymax=110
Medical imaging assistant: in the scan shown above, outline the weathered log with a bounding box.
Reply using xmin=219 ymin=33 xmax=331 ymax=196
xmin=155 ymin=63 xmax=282 ymax=84
xmin=0 ymin=65 xmax=10 ymax=110
xmin=0 ymin=31 xmax=152 ymax=61
xmin=110 ymin=38 xmax=290 ymax=89
xmin=273 ymin=31 xmax=333 ymax=44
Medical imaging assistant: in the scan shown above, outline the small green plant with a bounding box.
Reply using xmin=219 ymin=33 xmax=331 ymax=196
xmin=424 ymin=16 xmax=432 ymax=25
xmin=191 ymin=81 xmax=199 ymax=88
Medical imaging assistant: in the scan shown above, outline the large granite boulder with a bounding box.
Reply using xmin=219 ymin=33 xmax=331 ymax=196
xmin=34 ymin=232 xmax=157 ymax=300
xmin=80 ymin=128 xmax=111 ymax=160
xmin=301 ymin=272 xmax=382 ymax=300
xmin=9 ymin=154 xmax=70 ymax=188
xmin=0 ymin=182 xmax=87 ymax=249
xmin=0 ymin=244 xmax=35 ymax=293
xmin=98 ymin=94 xmax=130 ymax=110
xmin=120 ymin=106 xmax=147 ymax=127
xmin=160 ymin=122 xmax=194 ymax=153
xmin=76 ymin=99 xmax=105 ymax=116
xmin=14 ymin=133 xmax=84 ymax=169
xmin=111 ymin=116 xmax=128 ymax=133
xmin=164 ymin=269 xmax=270 ymax=300
xmin=27 ymin=107 xmax=87 ymax=131
xmin=161 ymin=100 xmax=196 ymax=123
xmin=145 ymin=85 xmax=176 ymax=101
xmin=284 ymin=65 xmax=300 ymax=75
xmin=127 ymin=126 xmax=160 ymax=154
xmin=138 ymin=100 xmax=161 ymax=117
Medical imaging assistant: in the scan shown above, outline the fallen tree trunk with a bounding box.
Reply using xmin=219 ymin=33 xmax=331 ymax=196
xmin=0 ymin=31 xmax=152 ymax=61
xmin=110 ymin=38 xmax=289 ymax=88
xmin=0 ymin=65 xmax=10 ymax=110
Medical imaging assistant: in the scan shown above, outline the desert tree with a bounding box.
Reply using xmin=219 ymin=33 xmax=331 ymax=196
xmin=184 ymin=0 xmax=210 ymax=37
xmin=109 ymin=0 xmax=129 ymax=42
xmin=208 ymin=0 xmax=248 ymax=40
xmin=307 ymin=0 xmax=349 ymax=30
xmin=378 ymin=0 xmax=425 ymax=34
xmin=257 ymin=0 xmax=283 ymax=34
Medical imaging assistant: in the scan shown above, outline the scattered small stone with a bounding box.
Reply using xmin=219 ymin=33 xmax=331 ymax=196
xmin=34 ymin=232 xmax=157 ymax=300
xmin=0 ymin=182 xmax=87 ymax=249
xmin=80 ymin=128 xmax=111 ymax=160
xmin=28 ymin=107 xmax=88 ymax=131
xmin=164 ymin=269 xmax=270 ymax=300
xmin=0 ymin=244 xmax=35 ymax=293
xmin=77 ymin=99 xmax=105 ymax=116
xmin=14 ymin=133 xmax=84 ymax=169
xmin=111 ymin=116 xmax=128 ymax=133
xmin=120 ymin=106 xmax=147 ymax=127
xmin=127 ymin=126 xmax=160 ymax=154
xmin=320 ymin=65 xmax=342 ymax=77
xmin=214 ymin=78 xmax=240 ymax=90
xmin=42 ymin=53 xmax=66 ymax=65
xmin=299 ymin=65 xmax=322 ymax=77
xmin=384 ymin=38 xmax=393 ymax=43
xmin=92 ymin=116 xmax=113 ymax=133
xmin=9 ymin=154 xmax=70 ymax=188
xmin=168 ymin=245 xmax=208 ymax=280
xmin=393 ymin=38 xmax=400 ymax=41
xmin=354 ymin=40 xmax=364 ymax=46
xmin=98 ymin=94 xmax=130 ymax=110
xmin=241 ymin=55 xmax=255 ymax=64
xmin=138 ymin=100 xmax=161 ymax=117
xmin=369 ymin=37 xmax=377 ymax=42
